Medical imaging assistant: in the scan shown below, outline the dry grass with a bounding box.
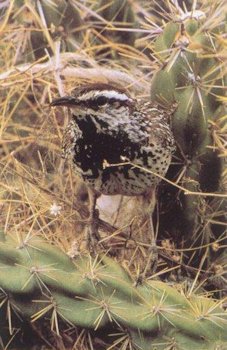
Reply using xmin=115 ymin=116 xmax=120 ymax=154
xmin=0 ymin=0 xmax=153 ymax=270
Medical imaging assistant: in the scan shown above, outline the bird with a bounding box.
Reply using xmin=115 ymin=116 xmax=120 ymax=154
xmin=51 ymin=82 xmax=175 ymax=273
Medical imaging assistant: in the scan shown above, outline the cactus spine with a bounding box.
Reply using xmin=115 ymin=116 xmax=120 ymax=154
xmin=150 ymin=8 xmax=226 ymax=270
xmin=0 ymin=234 xmax=226 ymax=349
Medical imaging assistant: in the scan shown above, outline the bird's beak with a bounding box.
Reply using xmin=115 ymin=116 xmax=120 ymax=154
xmin=50 ymin=96 xmax=78 ymax=107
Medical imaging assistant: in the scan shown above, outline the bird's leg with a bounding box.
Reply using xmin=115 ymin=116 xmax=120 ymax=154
xmin=86 ymin=188 xmax=101 ymax=253
xmin=142 ymin=215 xmax=158 ymax=276
xmin=137 ymin=190 xmax=158 ymax=284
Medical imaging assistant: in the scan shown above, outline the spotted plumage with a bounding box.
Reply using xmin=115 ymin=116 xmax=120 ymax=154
xmin=51 ymin=83 xmax=175 ymax=196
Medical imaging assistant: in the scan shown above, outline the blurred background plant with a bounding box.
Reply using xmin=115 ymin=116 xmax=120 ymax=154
xmin=0 ymin=0 xmax=226 ymax=349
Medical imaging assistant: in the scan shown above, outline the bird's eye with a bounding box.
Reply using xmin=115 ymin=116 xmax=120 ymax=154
xmin=96 ymin=96 xmax=108 ymax=106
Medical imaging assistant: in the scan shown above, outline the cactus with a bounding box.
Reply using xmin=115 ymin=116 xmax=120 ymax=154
xmin=98 ymin=0 xmax=136 ymax=46
xmin=0 ymin=233 xmax=227 ymax=349
xmin=149 ymin=6 xmax=226 ymax=270
xmin=2 ymin=0 xmax=84 ymax=62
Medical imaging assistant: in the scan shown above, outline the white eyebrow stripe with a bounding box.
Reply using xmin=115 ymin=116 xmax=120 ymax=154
xmin=77 ymin=90 xmax=131 ymax=102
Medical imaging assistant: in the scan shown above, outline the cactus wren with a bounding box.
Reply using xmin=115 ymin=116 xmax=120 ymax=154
xmin=51 ymin=83 xmax=175 ymax=268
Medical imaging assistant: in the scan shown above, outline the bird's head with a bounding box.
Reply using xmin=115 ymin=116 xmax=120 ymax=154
xmin=50 ymin=83 xmax=135 ymax=118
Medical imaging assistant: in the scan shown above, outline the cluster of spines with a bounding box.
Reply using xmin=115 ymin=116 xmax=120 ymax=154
xmin=0 ymin=233 xmax=226 ymax=349
xmin=150 ymin=7 xmax=226 ymax=276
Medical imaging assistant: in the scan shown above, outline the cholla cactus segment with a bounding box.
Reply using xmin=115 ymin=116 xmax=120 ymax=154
xmin=0 ymin=234 xmax=227 ymax=349
xmin=150 ymin=3 xmax=226 ymax=264
xmin=4 ymin=0 xmax=84 ymax=61
xmin=98 ymin=0 xmax=136 ymax=46
xmin=151 ymin=13 xmax=225 ymax=155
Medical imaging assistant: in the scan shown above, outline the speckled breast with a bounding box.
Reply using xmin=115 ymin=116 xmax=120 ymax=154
xmin=62 ymin=112 xmax=174 ymax=196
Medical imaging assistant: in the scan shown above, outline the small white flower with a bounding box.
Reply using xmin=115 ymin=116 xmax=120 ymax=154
xmin=50 ymin=202 xmax=62 ymax=216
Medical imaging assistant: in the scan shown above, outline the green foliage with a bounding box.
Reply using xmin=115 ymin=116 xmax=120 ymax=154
xmin=0 ymin=234 xmax=226 ymax=349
